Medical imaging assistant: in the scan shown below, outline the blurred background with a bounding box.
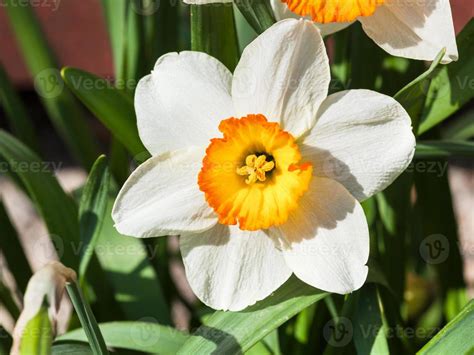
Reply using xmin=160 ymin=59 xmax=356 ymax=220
xmin=0 ymin=0 xmax=473 ymax=341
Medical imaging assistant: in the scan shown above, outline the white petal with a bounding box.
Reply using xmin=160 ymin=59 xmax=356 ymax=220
xmin=112 ymin=147 xmax=218 ymax=238
xmin=232 ymin=19 xmax=330 ymax=137
xmin=272 ymin=177 xmax=369 ymax=294
xmin=301 ymin=89 xmax=415 ymax=201
xmin=180 ymin=224 xmax=292 ymax=311
xmin=359 ymin=0 xmax=458 ymax=63
xmin=269 ymin=0 xmax=352 ymax=36
xmin=135 ymin=52 xmax=234 ymax=155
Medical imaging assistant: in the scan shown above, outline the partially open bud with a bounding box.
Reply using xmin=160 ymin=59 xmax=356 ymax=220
xmin=11 ymin=261 xmax=76 ymax=355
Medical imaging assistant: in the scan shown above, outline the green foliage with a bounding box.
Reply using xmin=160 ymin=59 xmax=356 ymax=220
xmin=59 ymin=321 xmax=188 ymax=354
xmin=66 ymin=282 xmax=108 ymax=355
xmin=418 ymin=300 xmax=474 ymax=354
xmin=178 ymin=277 xmax=327 ymax=354
xmin=419 ymin=19 xmax=474 ymax=135
xmin=191 ymin=4 xmax=240 ymax=71
xmin=235 ymin=0 xmax=276 ymax=34
xmin=61 ymin=67 xmax=147 ymax=158
xmin=0 ymin=64 xmax=38 ymax=151
xmin=78 ymin=156 xmax=110 ymax=285
xmin=0 ymin=131 xmax=80 ymax=268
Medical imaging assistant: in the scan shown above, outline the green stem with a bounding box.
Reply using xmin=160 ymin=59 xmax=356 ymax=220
xmin=191 ymin=4 xmax=239 ymax=72
xmin=66 ymin=282 xmax=109 ymax=355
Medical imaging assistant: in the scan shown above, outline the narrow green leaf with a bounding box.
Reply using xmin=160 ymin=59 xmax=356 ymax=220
xmin=394 ymin=49 xmax=445 ymax=134
xmin=0 ymin=64 xmax=38 ymax=151
xmin=191 ymin=4 xmax=240 ymax=71
xmin=66 ymin=282 xmax=108 ymax=355
xmin=419 ymin=19 xmax=474 ymax=134
xmin=0 ymin=131 xmax=80 ymax=268
xmin=414 ymin=162 xmax=467 ymax=320
xmin=234 ymin=4 xmax=258 ymax=53
xmin=442 ymin=109 xmax=474 ymax=141
xmin=352 ymin=285 xmax=390 ymax=355
xmin=0 ymin=200 xmax=32 ymax=292
xmin=78 ymin=156 xmax=110 ymax=285
xmin=58 ymin=321 xmax=188 ymax=354
xmin=418 ymin=300 xmax=474 ymax=354
xmin=234 ymin=0 xmax=276 ymax=34
xmin=95 ymin=198 xmax=171 ymax=324
xmin=375 ymin=172 xmax=412 ymax=300
xmin=19 ymin=305 xmax=52 ymax=355
xmin=4 ymin=1 xmax=99 ymax=168
xmin=178 ymin=277 xmax=328 ymax=354
xmin=52 ymin=341 xmax=92 ymax=355
xmin=415 ymin=140 xmax=474 ymax=159
xmin=101 ymin=0 xmax=128 ymax=84
xmin=61 ymin=67 xmax=147 ymax=158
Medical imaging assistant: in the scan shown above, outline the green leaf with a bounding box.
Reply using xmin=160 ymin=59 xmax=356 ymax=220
xmin=234 ymin=0 xmax=276 ymax=34
xmin=61 ymin=67 xmax=147 ymax=159
xmin=78 ymin=156 xmax=110 ymax=285
xmin=394 ymin=49 xmax=445 ymax=134
xmin=442 ymin=108 xmax=474 ymax=141
xmin=101 ymin=0 xmax=128 ymax=84
xmin=66 ymin=282 xmax=108 ymax=355
xmin=52 ymin=341 xmax=92 ymax=355
xmin=0 ymin=131 xmax=80 ymax=268
xmin=58 ymin=321 xmax=188 ymax=354
xmin=414 ymin=162 xmax=467 ymax=320
xmin=94 ymin=198 xmax=171 ymax=324
xmin=415 ymin=140 xmax=474 ymax=159
xmin=419 ymin=19 xmax=474 ymax=135
xmin=0 ymin=200 xmax=32 ymax=292
xmin=352 ymin=285 xmax=390 ymax=355
xmin=418 ymin=300 xmax=474 ymax=354
xmin=0 ymin=64 xmax=38 ymax=151
xmin=4 ymin=0 xmax=99 ymax=168
xmin=19 ymin=305 xmax=52 ymax=355
xmin=191 ymin=4 xmax=239 ymax=71
xmin=177 ymin=277 xmax=327 ymax=354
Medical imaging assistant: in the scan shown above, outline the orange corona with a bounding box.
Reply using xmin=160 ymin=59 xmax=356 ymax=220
xmin=198 ymin=114 xmax=312 ymax=231
xmin=282 ymin=0 xmax=385 ymax=23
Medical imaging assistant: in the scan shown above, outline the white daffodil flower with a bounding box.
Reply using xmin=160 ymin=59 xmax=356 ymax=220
xmin=112 ymin=19 xmax=415 ymax=311
xmin=11 ymin=262 xmax=76 ymax=354
xmin=184 ymin=0 xmax=458 ymax=63
xmin=269 ymin=0 xmax=458 ymax=63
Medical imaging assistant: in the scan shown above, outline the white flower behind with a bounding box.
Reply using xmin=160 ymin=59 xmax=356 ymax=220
xmin=113 ymin=19 xmax=416 ymax=311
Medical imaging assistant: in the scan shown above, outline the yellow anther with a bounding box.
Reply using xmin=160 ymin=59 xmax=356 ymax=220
xmin=237 ymin=154 xmax=275 ymax=184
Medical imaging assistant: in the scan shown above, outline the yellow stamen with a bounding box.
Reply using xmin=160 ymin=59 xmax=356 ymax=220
xmin=237 ymin=154 xmax=275 ymax=184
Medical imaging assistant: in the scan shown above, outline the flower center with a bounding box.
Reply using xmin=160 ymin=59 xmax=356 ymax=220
xmin=198 ymin=114 xmax=312 ymax=231
xmin=237 ymin=154 xmax=275 ymax=184
xmin=282 ymin=0 xmax=385 ymax=23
